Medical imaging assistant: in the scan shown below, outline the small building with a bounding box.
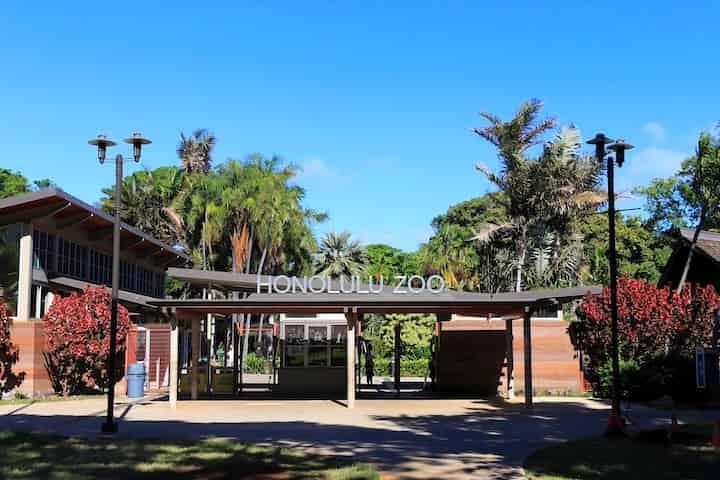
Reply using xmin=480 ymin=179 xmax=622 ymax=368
xmin=0 ymin=188 xmax=189 ymax=395
xmin=661 ymin=227 xmax=720 ymax=291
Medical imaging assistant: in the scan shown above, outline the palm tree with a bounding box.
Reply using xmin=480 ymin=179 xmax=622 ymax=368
xmin=474 ymin=102 xmax=603 ymax=292
xmin=474 ymin=99 xmax=556 ymax=292
xmin=177 ymin=129 xmax=216 ymax=175
xmin=101 ymin=166 xmax=185 ymax=247
xmin=315 ymin=231 xmax=368 ymax=279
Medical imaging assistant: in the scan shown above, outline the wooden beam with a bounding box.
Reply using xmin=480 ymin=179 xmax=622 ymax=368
xmin=0 ymin=201 xmax=70 ymax=227
xmin=121 ymin=238 xmax=146 ymax=250
xmin=506 ymin=318 xmax=515 ymax=399
xmin=136 ymin=246 xmax=163 ymax=259
xmin=88 ymin=226 xmax=114 ymax=241
xmin=55 ymin=212 xmax=93 ymax=230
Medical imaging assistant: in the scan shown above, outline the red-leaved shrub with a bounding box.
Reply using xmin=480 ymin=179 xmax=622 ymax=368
xmin=0 ymin=297 xmax=24 ymax=394
xmin=570 ymin=278 xmax=719 ymax=397
xmin=43 ymin=286 xmax=130 ymax=396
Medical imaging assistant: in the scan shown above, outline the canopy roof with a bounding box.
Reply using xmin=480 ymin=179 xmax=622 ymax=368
xmin=0 ymin=188 xmax=190 ymax=267
xmin=155 ymin=268 xmax=601 ymax=317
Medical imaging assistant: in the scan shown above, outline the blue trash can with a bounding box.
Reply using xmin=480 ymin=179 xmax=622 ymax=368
xmin=127 ymin=362 xmax=145 ymax=398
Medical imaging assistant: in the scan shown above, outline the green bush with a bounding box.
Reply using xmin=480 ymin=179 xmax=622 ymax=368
xmin=243 ymin=352 xmax=267 ymax=374
xmin=595 ymin=353 xmax=699 ymax=402
xmin=363 ymin=357 xmax=429 ymax=377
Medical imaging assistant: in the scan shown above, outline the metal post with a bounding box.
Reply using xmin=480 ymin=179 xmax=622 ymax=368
xmin=523 ymin=306 xmax=533 ymax=409
xmin=505 ymin=318 xmax=515 ymax=399
xmin=169 ymin=315 xmax=179 ymax=409
xmin=191 ymin=316 xmax=201 ymax=400
xmin=346 ymin=311 xmax=356 ymax=408
xmin=394 ymin=321 xmax=401 ymax=393
xmin=101 ymin=153 xmax=122 ymax=434
xmin=607 ymin=152 xmax=622 ymax=431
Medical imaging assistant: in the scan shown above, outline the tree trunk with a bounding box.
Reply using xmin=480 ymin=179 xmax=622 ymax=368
xmin=515 ymin=225 xmax=527 ymax=293
xmin=676 ymin=207 xmax=707 ymax=294
xmin=240 ymin=224 xmax=254 ymax=372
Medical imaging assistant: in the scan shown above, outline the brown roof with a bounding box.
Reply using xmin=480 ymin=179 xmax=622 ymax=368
xmin=0 ymin=188 xmax=190 ymax=267
xmin=680 ymin=228 xmax=720 ymax=264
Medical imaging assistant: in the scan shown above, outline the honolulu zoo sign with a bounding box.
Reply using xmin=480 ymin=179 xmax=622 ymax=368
xmin=258 ymin=274 xmax=446 ymax=294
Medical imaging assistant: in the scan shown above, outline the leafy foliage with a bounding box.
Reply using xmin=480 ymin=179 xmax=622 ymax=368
xmin=578 ymin=214 xmax=672 ymax=284
xmin=315 ymin=231 xmax=367 ymax=278
xmin=0 ymin=296 xmax=24 ymax=394
xmin=43 ymin=286 xmax=130 ymax=396
xmin=0 ymin=168 xmax=52 ymax=199
xmin=570 ymin=278 xmax=719 ymax=398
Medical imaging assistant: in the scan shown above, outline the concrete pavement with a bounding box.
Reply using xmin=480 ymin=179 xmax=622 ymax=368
xmin=2 ymin=396 xmax=719 ymax=479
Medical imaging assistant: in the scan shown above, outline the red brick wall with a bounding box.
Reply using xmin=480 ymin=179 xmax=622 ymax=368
xmin=9 ymin=320 xmax=52 ymax=396
xmin=442 ymin=318 xmax=584 ymax=394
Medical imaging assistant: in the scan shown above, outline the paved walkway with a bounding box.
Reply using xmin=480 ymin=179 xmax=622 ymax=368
xmin=1 ymin=396 xmax=718 ymax=479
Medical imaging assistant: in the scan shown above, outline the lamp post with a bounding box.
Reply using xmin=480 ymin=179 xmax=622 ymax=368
xmin=88 ymin=133 xmax=151 ymax=434
xmin=587 ymin=133 xmax=634 ymax=435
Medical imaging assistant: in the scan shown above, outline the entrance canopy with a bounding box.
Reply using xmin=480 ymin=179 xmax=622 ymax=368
xmin=151 ymin=268 xmax=601 ymax=317
xmin=158 ymin=268 xmax=602 ymax=410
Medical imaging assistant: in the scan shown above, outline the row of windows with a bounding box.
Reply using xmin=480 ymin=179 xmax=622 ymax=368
xmin=32 ymin=230 xmax=165 ymax=298
xmin=283 ymin=324 xmax=347 ymax=368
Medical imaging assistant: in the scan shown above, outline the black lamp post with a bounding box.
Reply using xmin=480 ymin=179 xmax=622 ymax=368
xmin=587 ymin=133 xmax=634 ymax=434
xmin=88 ymin=133 xmax=151 ymax=434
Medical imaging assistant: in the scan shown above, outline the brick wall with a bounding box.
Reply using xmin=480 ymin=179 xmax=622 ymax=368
xmin=440 ymin=318 xmax=584 ymax=394
xmin=8 ymin=320 xmax=52 ymax=396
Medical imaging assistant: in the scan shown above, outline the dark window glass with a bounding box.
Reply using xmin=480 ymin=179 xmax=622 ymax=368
xmin=308 ymin=346 xmax=328 ymax=366
xmin=330 ymin=347 xmax=346 ymax=367
xmin=285 ymin=345 xmax=305 ymax=367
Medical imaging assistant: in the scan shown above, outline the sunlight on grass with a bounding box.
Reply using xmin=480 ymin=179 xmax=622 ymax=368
xmin=0 ymin=430 xmax=378 ymax=479
xmin=524 ymin=424 xmax=719 ymax=480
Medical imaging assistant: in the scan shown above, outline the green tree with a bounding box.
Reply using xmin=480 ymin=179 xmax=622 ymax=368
xmin=315 ymin=231 xmax=367 ymax=279
xmin=578 ymin=214 xmax=671 ymax=284
xmin=100 ymin=166 xmax=185 ymax=246
xmin=177 ymin=129 xmax=216 ymax=175
xmin=0 ymin=168 xmax=52 ymax=199
xmin=365 ymin=244 xmax=417 ymax=281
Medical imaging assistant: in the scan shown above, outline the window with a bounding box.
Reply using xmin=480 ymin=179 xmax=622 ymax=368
xmin=56 ymin=238 xmax=87 ymax=278
xmin=330 ymin=325 xmax=347 ymax=367
xmin=308 ymin=326 xmax=328 ymax=366
xmin=283 ymin=323 xmax=347 ymax=368
xmin=32 ymin=230 xmax=55 ymax=270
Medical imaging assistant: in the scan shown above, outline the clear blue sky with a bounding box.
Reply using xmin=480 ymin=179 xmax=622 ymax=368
xmin=1 ymin=1 xmax=718 ymax=251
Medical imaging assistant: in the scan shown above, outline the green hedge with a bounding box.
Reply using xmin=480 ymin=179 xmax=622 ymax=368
xmin=363 ymin=357 xmax=429 ymax=377
xmin=243 ymin=352 xmax=268 ymax=374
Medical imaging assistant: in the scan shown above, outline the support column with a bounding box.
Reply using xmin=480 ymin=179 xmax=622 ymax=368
xmin=191 ymin=316 xmax=201 ymax=400
xmin=16 ymin=224 xmax=33 ymax=321
xmin=345 ymin=310 xmax=356 ymax=409
xmin=523 ymin=306 xmax=533 ymax=409
xmin=394 ymin=321 xmax=401 ymax=393
xmin=169 ymin=315 xmax=179 ymax=409
xmin=505 ymin=318 xmax=514 ymax=399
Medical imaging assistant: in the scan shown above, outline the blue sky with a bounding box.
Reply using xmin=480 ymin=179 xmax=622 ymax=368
xmin=1 ymin=1 xmax=718 ymax=251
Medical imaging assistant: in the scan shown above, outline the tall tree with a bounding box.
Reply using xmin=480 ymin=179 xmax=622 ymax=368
xmin=177 ymin=129 xmax=216 ymax=175
xmin=315 ymin=231 xmax=367 ymax=279
xmin=473 ymin=99 xmax=557 ymax=291
xmin=674 ymin=132 xmax=720 ymax=292
xmin=101 ymin=166 xmax=185 ymax=247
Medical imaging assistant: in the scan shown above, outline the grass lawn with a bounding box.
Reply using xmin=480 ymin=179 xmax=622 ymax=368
xmin=524 ymin=424 xmax=719 ymax=480
xmin=0 ymin=394 xmax=102 ymax=406
xmin=0 ymin=431 xmax=378 ymax=479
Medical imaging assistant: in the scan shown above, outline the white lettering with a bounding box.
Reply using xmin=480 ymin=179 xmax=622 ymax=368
xmin=309 ymin=275 xmax=326 ymax=293
xmin=408 ymin=275 xmax=425 ymax=293
xmin=427 ymin=274 xmax=445 ymax=293
xmin=394 ymin=275 xmax=408 ymax=294
xmin=273 ymin=275 xmax=291 ymax=294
